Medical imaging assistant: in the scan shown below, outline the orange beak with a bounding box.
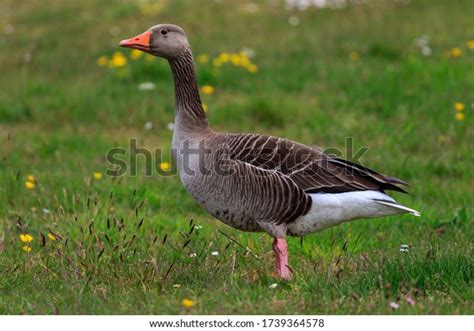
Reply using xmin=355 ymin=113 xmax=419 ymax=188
xmin=119 ymin=31 xmax=151 ymax=52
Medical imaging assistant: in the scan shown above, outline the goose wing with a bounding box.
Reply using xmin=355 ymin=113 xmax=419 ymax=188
xmin=221 ymin=133 xmax=408 ymax=194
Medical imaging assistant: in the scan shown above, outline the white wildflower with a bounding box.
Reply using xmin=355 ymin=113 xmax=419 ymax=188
xmin=240 ymin=47 xmax=256 ymax=58
xmin=138 ymin=82 xmax=156 ymax=91
xmin=421 ymin=46 xmax=432 ymax=57
xmin=144 ymin=121 xmax=153 ymax=130
xmin=414 ymin=35 xmax=429 ymax=48
xmin=400 ymin=244 xmax=409 ymax=252
xmin=285 ymin=0 xmax=347 ymax=10
xmin=389 ymin=302 xmax=400 ymax=309
xmin=414 ymin=35 xmax=432 ymax=57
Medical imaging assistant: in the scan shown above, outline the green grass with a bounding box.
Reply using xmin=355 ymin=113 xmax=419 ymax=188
xmin=0 ymin=0 xmax=473 ymax=314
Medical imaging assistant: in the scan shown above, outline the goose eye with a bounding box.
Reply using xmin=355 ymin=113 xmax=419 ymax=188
xmin=160 ymin=29 xmax=168 ymax=36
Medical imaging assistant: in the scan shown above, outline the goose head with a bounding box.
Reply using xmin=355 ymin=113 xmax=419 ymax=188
xmin=119 ymin=24 xmax=190 ymax=59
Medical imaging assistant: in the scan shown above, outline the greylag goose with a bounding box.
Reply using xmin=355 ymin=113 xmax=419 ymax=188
xmin=120 ymin=24 xmax=420 ymax=280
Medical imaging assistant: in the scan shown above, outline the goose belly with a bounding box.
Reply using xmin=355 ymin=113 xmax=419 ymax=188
xmin=287 ymin=190 xmax=406 ymax=236
xmin=174 ymin=152 xmax=263 ymax=233
xmin=183 ymin=177 xmax=263 ymax=232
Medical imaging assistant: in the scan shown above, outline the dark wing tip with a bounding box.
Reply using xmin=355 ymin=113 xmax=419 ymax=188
xmin=328 ymin=157 xmax=410 ymax=194
xmin=382 ymin=183 xmax=409 ymax=194
xmin=384 ymin=175 xmax=410 ymax=186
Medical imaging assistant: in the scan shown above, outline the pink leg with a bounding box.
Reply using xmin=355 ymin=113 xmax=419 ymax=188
xmin=272 ymin=238 xmax=292 ymax=280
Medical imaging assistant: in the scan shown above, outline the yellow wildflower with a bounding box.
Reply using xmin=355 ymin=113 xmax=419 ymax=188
xmin=93 ymin=172 xmax=103 ymax=180
xmin=160 ymin=162 xmax=170 ymax=171
xmin=218 ymin=52 xmax=230 ymax=62
xmin=454 ymin=102 xmax=465 ymax=112
xmin=22 ymin=245 xmax=32 ymax=253
xmin=455 ymin=112 xmax=465 ymax=121
xmin=247 ymin=64 xmax=258 ymax=73
xmin=110 ymin=51 xmax=127 ymax=68
xmin=97 ymin=55 xmax=108 ymax=67
xmin=20 ymin=234 xmax=33 ymax=243
xmin=27 ymin=175 xmax=35 ymax=182
xmin=466 ymin=40 xmax=474 ymax=49
xmin=130 ymin=49 xmax=143 ymax=60
xmin=202 ymin=103 xmax=209 ymax=112
xmin=449 ymin=47 xmax=462 ymax=58
xmin=25 ymin=181 xmax=35 ymax=189
xmin=47 ymin=233 xmax=56 ymax=241
xmin=349 ymin=51 xmax=360 ymax=61
xmin=201 ymin=85 xmax=215 ymax=95
xmin=230 ymin=54 xmax=242 ymax=66
xmin=240 ymin=56 xmax=251 ymax=67
xmin=182 ymin=298 xmax=195 ymax=308
xmin=197 ymin=54 xmax=209 ymax=64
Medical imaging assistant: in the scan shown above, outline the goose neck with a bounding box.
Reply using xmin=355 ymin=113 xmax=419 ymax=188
xmin=169 ymin=49 xmax=209 ymax=131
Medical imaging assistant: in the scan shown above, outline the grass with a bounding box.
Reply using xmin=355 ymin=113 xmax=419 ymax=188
xmin=0 ymin=0 xmax=473 ymax=314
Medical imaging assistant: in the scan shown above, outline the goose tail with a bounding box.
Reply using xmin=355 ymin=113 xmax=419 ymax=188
xmin=372 ymin=199 xmax=421 ymax=217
